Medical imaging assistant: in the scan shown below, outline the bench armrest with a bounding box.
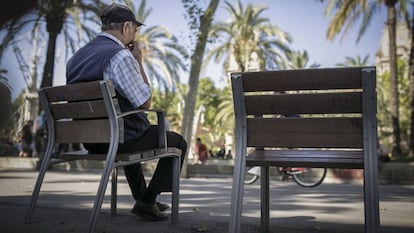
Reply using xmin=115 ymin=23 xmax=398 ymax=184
xmin=118 ymin=108 xmax=167 ymax=148
xmin=117 ymin=108 xmax=163 ymax=118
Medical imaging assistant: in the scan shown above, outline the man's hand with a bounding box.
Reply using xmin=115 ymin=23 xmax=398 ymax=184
xmin=128 ymin=40 xmax=151 ymax=109
xmin=130 ymin=41 xmax=143 ymax=63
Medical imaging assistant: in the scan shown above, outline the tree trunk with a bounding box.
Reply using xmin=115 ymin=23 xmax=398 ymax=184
xmin=39 ymin=1 xmax=66 ymax=88
xmin=408 ymin=2 xmax=414 ymax=158
xmin=180 ymin=0 xmax=220 ymax=177
xmin=40 ymin=32 xmax=58 ymax=88
xmin=27 ymin=26 xmax=40 ymax=122
xmin=386 ymin=2 xmax=401 ymax=157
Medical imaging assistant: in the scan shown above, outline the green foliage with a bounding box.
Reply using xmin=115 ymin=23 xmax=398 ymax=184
xmin=195 ymin=77 xmax=224 ymax=147
xmin=377 ymin=70 xmax=392 ymax=148
xmin=203 ymin=85 xmax=234 ymax=151
xmin=377 ymin=58 xmax=410 ymax=153
xmin=149 ymin=88 xmax=183 ymax=132
xmin=0 ymin=88 xmax=24 ymax=140
xmin=397 ymin=59 xmax=410 ymax=149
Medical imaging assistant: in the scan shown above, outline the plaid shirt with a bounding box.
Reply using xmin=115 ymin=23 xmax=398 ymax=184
xmin=100 ymin=33 xmax=151 ymax=108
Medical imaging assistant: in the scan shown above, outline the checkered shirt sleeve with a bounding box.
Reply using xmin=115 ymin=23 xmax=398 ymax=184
xmin=103 ymin=49 xmax=151 ymax=108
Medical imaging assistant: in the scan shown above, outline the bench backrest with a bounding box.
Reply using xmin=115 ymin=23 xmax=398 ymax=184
xmin=39 ymin=80 xmax=124 ymax=144
xmin=231 ymin=67 xmax=377 ymax=153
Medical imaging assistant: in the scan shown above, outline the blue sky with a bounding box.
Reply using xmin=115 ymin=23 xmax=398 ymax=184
xmin=144 ymin=0 xmax=386 ymax=87
xmin=3 ymin=0 xmax=387 ymax=99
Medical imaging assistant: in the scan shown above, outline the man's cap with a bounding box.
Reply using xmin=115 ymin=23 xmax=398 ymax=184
xmin=101 ymin=3 xmax=144 ymax=26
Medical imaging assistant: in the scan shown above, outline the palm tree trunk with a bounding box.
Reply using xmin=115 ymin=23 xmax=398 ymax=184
xmin=27 ymin=26 xmax=40 ymax=121
xmin=180 ymin=0 xmax=220 ymax=177
xmin=39 ymin=0 xmax=66 ymax=88
xmin=40 ymin=32 xmax=58 ymax=88
xmin=386 ymin=0 xmax=402 ymax=157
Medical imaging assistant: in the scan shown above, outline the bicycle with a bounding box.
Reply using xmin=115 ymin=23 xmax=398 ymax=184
xmin=244 ymin=166 xmax=327 ymax=188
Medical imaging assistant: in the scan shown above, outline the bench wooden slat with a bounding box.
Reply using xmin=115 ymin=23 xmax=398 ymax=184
xmin=245 ymin=92 xmax=362 ymax=115
xmin=55 ymin=119 xmax=113 ymax=143
xmin=247 ymin=117 xmax=363 ymax=148
xmin=50 ymin=99 xmax=110 ymax=119
xmin=44 ymin=80 xmax=115 ymax=102
xmin=238 ymin=67 xmax=362 ymax=92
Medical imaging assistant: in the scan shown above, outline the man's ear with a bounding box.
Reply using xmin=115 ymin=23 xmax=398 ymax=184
xmin=122 ymin=22 xmax=129 ymax=35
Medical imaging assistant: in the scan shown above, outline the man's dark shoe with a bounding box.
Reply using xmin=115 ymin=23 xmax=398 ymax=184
xmin=132 ymin=202 xmax=168 ymax=221
xmin=156 ymin=202 xmax=169 ymax=212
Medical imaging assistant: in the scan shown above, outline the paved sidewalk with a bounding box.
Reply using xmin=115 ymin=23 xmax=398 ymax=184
xmin=0 ymin=170 xmax=413 ymax=233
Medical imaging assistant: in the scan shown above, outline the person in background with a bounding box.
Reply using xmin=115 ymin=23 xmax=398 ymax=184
xmin=215 ymin=148 xmax=225 ymax=159
xmin=194 ymin=137 xmax=208 ymax=164
xmin=34 ymin=111 xmax=47 ymax=158
xmin=225 ymin=149 xmax=233 ymax=160
xmin=65 ymin=3 xmax=187 ymax=221
xmin=18 ymin=120 xmax=33 ymax=157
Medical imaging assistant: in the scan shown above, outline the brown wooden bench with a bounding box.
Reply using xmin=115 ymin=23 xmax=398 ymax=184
xmin=229 ymin=67 xmax=379 ymax=233
xmin=24 ymin=80 xmax=181 ymax=233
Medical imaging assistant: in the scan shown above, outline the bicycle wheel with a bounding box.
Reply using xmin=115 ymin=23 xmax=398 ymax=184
xmin=291 ymin=168 xmax=327 ymax=187
xmin=244 ymin=166 xmax=259 ymax=184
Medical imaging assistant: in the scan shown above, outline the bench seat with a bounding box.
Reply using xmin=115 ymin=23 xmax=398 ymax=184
xmin=58 ymin=147 xmax=182 ymax=162
xmin=246 ymin=149 xmax=364 ymax=168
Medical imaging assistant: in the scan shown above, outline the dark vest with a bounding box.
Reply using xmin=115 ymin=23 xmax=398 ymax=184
xmin=66 ymin=35 xmax=150 ymax=142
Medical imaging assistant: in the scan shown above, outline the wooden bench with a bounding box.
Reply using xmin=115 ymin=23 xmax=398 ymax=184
xmin=229 ymin=67 xmax=379 ymax=233
xmin=25 ymin=80 xmax=181 ymax=233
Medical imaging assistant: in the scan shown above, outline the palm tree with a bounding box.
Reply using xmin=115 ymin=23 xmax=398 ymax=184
xmin=276 ymin=50 xmax=321 ymax=69
xmin=125 ymin=0 xmax=188 ymax=91
xmin=336 ymin=54 xmax=370 ymax=67
xmin=207 ymin=0 xmax=292 ymax=73
xmin=215 ymin=86 xmax=234 ymax=133
xmin=0 ymin=0 xmax=105 ymax=89
xmin=323 ymin=0 xmax=410 ymax=156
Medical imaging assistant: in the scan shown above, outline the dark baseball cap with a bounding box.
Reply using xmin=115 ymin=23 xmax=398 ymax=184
xmin=101 ymin=3 xmax=144 ymax=26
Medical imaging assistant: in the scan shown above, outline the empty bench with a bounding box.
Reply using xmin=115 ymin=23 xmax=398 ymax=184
xmin=229 ymin=67 xmax=379 ymax=233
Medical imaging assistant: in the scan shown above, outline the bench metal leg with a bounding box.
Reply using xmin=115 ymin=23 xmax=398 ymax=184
xmin=363 ymin=149 xmax=380 ymax=233
xmin=364 ymin=172 xmax=380 ymax=233
xmin=171 ymin=154 xmax=180 ymax=224
xmin=228 ymin=147 xmax=246 ymax=233
xmin=111 ymin=167 xmax=118 ymax=216
xmin=25 ymin=140 xmax=54 ymax=223
xmin=261 ymin=166 xmax=270 ymax=233
xmin=88 ymin=148 xmax=118 ymax=233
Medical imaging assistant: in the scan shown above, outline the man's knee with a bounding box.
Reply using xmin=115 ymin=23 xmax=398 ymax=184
xmin=167 ymin=132 xmax=187 ymax=149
